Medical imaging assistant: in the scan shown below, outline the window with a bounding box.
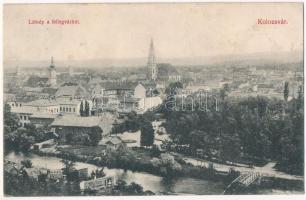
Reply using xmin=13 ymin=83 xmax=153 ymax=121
xmin=20 ymin=103 xmax=21 ymax=107
xmin=12 ymin=103 xmax=14 ymax=107
xmin=73 ymin=108 xmax=75 ymax=112
xmin=20 ymin=116 xmax=23 ymax=120
xmin=24 ymin=116 xmax=27 ymax=120
xmin=60 ymin=107 xmax=62 ymax=111
xmin=69 ymin=108 xmax=71 ymax=112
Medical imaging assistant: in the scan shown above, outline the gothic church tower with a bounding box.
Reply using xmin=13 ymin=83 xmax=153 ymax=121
xmin=147 ymin=39 xmax=157 ymax=81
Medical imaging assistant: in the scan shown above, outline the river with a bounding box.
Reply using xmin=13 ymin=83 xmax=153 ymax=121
xmin=5 ymin=151 xmax=226 ymax=195
xmin=5 ymin=152 xmax=303 ymax=195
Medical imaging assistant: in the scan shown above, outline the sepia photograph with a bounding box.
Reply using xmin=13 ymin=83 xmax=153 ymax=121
xmin=2 ymin=2 xmax=304 ymax=196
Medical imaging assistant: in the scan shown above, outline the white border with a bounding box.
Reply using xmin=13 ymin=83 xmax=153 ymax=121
xmin=0 ymin=1 xmax=305 ymax=200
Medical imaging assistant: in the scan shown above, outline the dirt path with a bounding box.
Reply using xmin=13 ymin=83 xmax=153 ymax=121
xmin=175 ymin=153 xmax=303 ymax=181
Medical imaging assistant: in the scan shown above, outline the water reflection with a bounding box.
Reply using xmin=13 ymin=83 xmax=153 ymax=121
xmin=5 ymin=151 xmax=226 ymax=194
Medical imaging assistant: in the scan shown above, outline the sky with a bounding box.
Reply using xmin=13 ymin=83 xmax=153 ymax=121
xmin=3 ymin=3 xmax=303 ymax=62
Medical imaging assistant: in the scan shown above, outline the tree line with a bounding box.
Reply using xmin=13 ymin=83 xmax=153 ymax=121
xmin=159 ymin=82 xmax=304 ymax=175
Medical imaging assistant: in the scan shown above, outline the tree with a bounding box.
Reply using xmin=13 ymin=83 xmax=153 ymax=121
xmin=21 ymin=159 xmax=33 ymax=168
xmin=220 ymin=83 xmax=230 ymax=101
xmin=165 ymin=81 xmax=183 ymax=95
xmin=79 ymin=101 xmax=84 ymax=116
xmin=4 ymin=104 xmax=20 ymax=134
xmin=61 ymin=159 xmax=76 ymax=181
xmin=296 ymin=85 xmax=303 ymax=110
xmin=220 ymin=133 xmax=242 ymax=161
xmin=151 ymin=153 xmax=182 ymax=177
xmin=284 ymin=81 xmax=289 ymax=102
xmin=140 ymin=120 xmax=154 ymax=147
xmin=127 ymin=182 xmax=144 ymax=194
xmin=85 ymin=101 xmax=90 ymax=116
xmin=87 ymin=127 xmax=102 ymax=146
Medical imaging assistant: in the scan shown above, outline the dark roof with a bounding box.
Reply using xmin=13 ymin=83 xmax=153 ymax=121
xmin=42 ymin=87 xmax=58 ymax=95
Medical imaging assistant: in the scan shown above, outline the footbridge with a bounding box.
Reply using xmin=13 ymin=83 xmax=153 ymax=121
xmin=223 ymin=172 xmax=262 ymax=194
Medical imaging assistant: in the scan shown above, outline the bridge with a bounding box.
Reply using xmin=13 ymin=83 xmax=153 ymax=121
xmin=223 ymin=172 xmax=262 ymax=194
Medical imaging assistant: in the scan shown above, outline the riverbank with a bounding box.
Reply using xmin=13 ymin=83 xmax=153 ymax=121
xmin=34 ymin=146 xmax=231 ymax=183
xmin=32 ymin=145 xmax=304 ymax=194
xmin=5 ymin=150 xmax=304 ymax=195
xmin=4 ymin=151 xmax=227 ymax=195
xmin=4 ymin=170 xmax=154 ymax=196
xmin=228 ymin=177 xmax=305 ymax=195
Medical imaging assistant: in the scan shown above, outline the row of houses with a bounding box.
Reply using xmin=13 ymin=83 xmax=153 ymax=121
xmin=4 ymin=159 xmax=103 ymax=183
xmin=7 ymin=82 xmax=163 ymax=127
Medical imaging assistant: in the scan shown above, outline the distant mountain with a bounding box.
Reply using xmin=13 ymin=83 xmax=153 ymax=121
xmin=4 ymin=51 xmax=302 ymax=69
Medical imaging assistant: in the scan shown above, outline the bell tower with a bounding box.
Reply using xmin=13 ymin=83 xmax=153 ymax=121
xmin=48 ymin=56 xmax=57 ymax=88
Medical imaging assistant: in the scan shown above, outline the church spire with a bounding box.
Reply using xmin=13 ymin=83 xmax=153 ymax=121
xmin=50 ymin=56 xmax=55 ymax=68
xmin=147 ymin=38 xmax=157 ymax=81
xmin=48 ymin=56 xmax=57 ymax=87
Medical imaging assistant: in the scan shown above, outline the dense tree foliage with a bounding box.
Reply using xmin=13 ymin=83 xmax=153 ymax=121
xmin=165 ymin=81 xmax=183 ymax=95
xmin=61 ymin=159 xmax=77 ymax=182
xmin=151 ymin=153 xmax=182 ymax=177
xmin=79 ymin=101 xmax=90 ymax=117
xmin=21 ymin=159 xmax=33 ymax=168
xmin=80 ymin=101 xmax=84 ymax=116
xmin=140 ymin=120 xmax=155 ymax=147
xmin=85 ymin=101 xmax=90 ymax=116
xmin=4 ymin=104 xmax=51 ymax=152
xmin=160 ymin=95 xmax=304 ymax=175
xmin=284 ymin=81 xmax=289 ymax=102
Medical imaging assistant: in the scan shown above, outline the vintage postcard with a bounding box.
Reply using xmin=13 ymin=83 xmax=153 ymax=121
xmin=2 ymin=2 xmax=304 ymax=197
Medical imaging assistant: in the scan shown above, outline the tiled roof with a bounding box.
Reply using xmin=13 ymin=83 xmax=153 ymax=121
xmin=56 ymin=98 xmax=81 ymax=105
xmin=55 ymin=85 xmax=89 ymax=98
xmin=30 ymin=113 xmax=58 ymax=119
xmin=101 ymin=82 xmax=138 ymax=91
xmin=24 ymin=99 xmax=58 ymax=107
xmin=51 ymin=116 xmax=102 ymax=127
xmin=42 ymin=87 xmax=58 ymax=95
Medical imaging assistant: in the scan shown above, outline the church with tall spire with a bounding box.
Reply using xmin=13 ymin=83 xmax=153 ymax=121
xmin=147 ymin=38 xmax=157 ymax=81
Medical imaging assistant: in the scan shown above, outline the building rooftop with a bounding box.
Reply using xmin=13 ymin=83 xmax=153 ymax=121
xmin=24 ymin=99 xmax=58 ymax=107
xmin=101 ymin=82 xmax=138 ymax=91
xmin=55 ymin=85 xmax=89 ymax=98
xmin=30 ymin=113 xmax=58 ymax=119
xmin=100 ymin=136 xmax=123 ymax=145
xmin=51 ymin=116 xmax=102 ymax=127
xmin=56 ymin=98 xmax=81 ymax=105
